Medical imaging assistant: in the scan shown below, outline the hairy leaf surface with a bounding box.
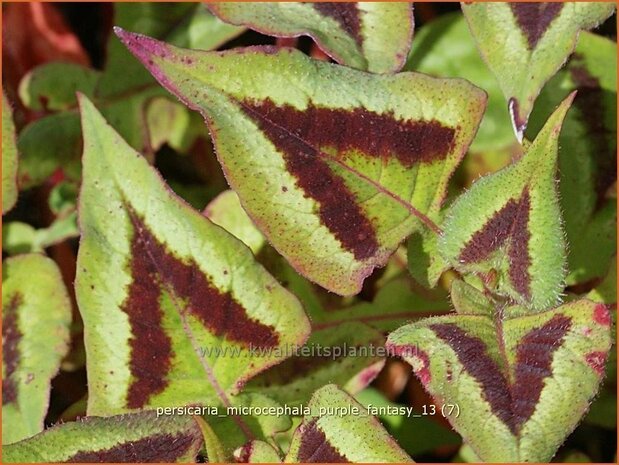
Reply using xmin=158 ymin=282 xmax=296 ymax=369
xmin=2 ymin=92 xmax=18 ymax=214
xmin=117 ymin=29 xmax=486 ymax=295
xmin=440 ymin=94 xmax=574 ymax=310
xmin=462 ymin=2 xmax=614 ymax=139
xmin=2 ymin=254 xmax=72 ymax=444
xmin=209 ymin=2 xmax=414 ymax=73
xmin=285 ymin=384 xmax=412 ymax=462
xmin=387 ymin=299 xmax=612 ymax=462
xmin=3 ymin=412 xmax=203 ymax=463
xmin=76 ymin=96 xmax=310 ymax=416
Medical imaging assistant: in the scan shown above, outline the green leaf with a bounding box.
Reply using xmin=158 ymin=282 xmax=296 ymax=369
xmin=48 ymin=181 xmax=79 ymax=215
xmin=194 ymin=416 xmax=227 ymax=463
xmin=235 ymin=440 xmax=282 ymax=463
xmin=209 ymin=2 xmax=414 ymax=73
xmin=285 ymin=384 xmax=413 ymax=462
xmin=309 ymin=277 xmax=450 ymax=332
xmin=387 ymin=298 xmax=612 ymax=462
xmin=3 ymin=215 xmax=79 ymax=255
xmin=405 ymin=12 xmax=516 ymax=153
xmin=117 ymin=29 xmax=486 ymax=296
xmin=355 ymin=387 xmax=461 ymax=457
xmin=528 ymin=31 xmax=617 ymax=285
xmin=204 ymin=190 xmax=266 ymax=254
xmin=450 ymin=279 xmax=494 ymax=316
xmin=406 ymin=211 xmax=448 ymax=289
xmin=203 ymin=392 xmax=292 ymax=460
xmin=17 ymin=3 xmax=243 ymax=189
xmin=246 ymin=322 xmax=386 ymax=406
xmin=462 ymin=2 xmax=615 ymax=139
xmin=3 ymin=411 xmax=203 ymax=463
xmin=75 ymin=95 xmax=310 ymax=416
xmin=18 ymin=112 xmax=83 ymax=188
xmin=440 ymin=94 xmax=574 ymax=311
xmin=2 ymin=254 xmax=72 ymax=444
xmin=2 ymin=92 xmax=18 ymax=214
xmin=145 ymin=96 xmax=205 ymax=153
xmin=2 ymin=223 xmax=36 ymax=255
xmin=18 ymin=62 xmax=100 ymax=111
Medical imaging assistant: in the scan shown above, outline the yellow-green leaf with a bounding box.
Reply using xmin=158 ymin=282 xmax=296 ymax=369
xmin=387 ymin=298 xmax=612 ymax=462
xmin=462 ymin=2 xmax=615 ymax=139
xmin=3 ymin=411 xmax=203 ymax=463
xmin=117 ymin=29 xmax=486 ymax=296
xmin=209 ymin=2 xmax=414 ymax=73
xmin=75 ymin=95 xmax=310 ymax=416
xmin=285 ymin=384 xmax=413 ymax=462
xmin=2 ymin=254 xmax=72 ymax=444
xmin=440 ymin=94 xmax=574 ymax=311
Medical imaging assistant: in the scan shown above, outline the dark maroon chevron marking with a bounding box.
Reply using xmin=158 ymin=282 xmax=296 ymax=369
xmin=508 ymin=191 xmax=531 ymax=299
xmin=66 ymin=432 xmax=200 ymax=463
xmin=570 ymin=57 xmax=617 ymax=206
xmin=244 ymin=99 xmax=456 ymax=167
xmin=124 ymin=213 xmax=174 ymax=409
xmin=430 ymin=323 xmax=516 ymax=433
xmin=313 ymin=3 xmax=362 ymax=45
xmin=511 ymin=315 xmax=571 ymax=426
xmin=431 ymin=316 xmax=572 ymax=433
xmin=123 ymin=210 xmax=279 ymax=408
xmin=241 ymin=99 xmax=455 ymax=259
xmin=510 ymin=3 xmax=564 ymax=49
xmin=297 ymin=419 xmax=347 ymax=462
xmin=2 ymin=294 xmax=23 ymax=405
xmin=459 ymin=189 xmax=531 ymax=299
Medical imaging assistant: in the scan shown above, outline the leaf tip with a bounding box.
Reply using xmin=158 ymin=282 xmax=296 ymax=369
xmin=114 ymin=27 xmax=170 ymax=66
xmin=545 ymin=90 xmax=577 ymax=139
xmin=76 ymin=93 xmax=100 ymax=133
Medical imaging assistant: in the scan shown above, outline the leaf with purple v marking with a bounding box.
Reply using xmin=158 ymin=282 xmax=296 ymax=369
xmin=2 ymin=254 xmax=72 ymax=445
xmin=75 ymin=95 xmax=310 ymax=416
xmin=285 ymin=384 xmax=412 ymax=463
xmin=440 ymin=93 xmax=574 ymax=311
xmin=116 ymin=29 xmax=486 ymax=296
xmin=387 ymin=298 xmax=612 ymax=462
xmin=3 ymin=411 xmax=203 ymax=463
xmin=462 ymin=2 xmax=614 ymax=139
xmin=209 ymin=2 xmax=414 ymax=73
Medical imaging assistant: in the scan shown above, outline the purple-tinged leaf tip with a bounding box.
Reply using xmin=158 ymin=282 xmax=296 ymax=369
xmin=114 ymin=27 xmax=170 ymax=63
